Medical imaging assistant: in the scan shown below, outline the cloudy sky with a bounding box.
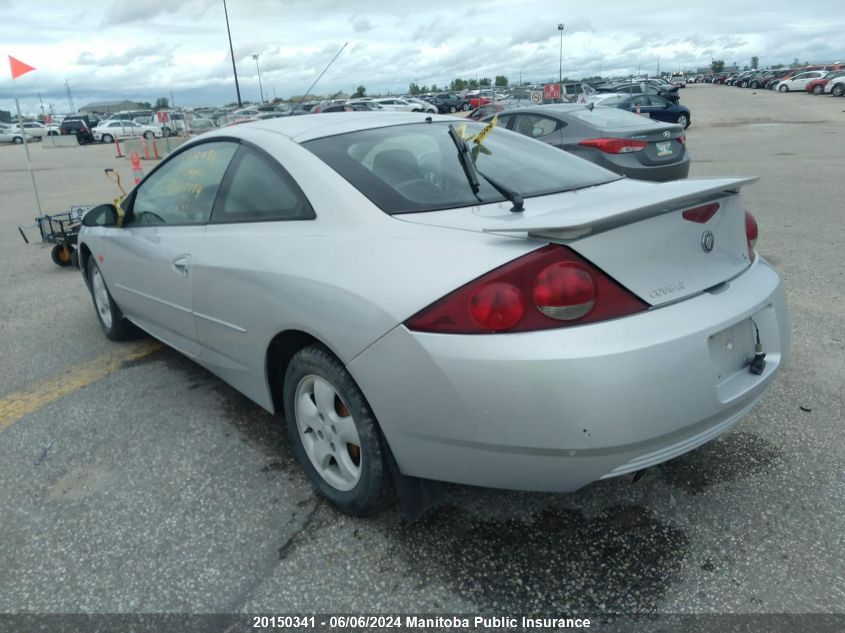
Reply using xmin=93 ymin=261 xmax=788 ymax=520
xmin=1 ymin=0 xmax=843 ymax=114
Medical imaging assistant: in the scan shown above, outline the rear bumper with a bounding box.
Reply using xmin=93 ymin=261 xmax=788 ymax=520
xmin=602 ymin=151 xmax=691 ymax=182
xmin=348 ymin=258 xmax=788 ymax=493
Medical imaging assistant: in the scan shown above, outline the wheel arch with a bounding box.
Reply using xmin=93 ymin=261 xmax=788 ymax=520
xmin=79 ymin=242 xmax=93 ymax=286
xmin=266 ymin=329 xmax=330 ymax=415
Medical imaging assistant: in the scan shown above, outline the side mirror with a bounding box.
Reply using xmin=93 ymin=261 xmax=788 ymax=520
xmin=82 ymin=203 xmax=120 ymax=227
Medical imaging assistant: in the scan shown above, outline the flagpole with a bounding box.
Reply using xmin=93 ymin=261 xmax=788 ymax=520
xmin=13 ymin=91 xmax=42 ymax=215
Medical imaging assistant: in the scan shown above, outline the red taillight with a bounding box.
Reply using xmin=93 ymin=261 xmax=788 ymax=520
xmin=533 ymin=262 xmax=596 ymax=320
xmin=469 ymin=282 xmax=525 ymax=330
xmin=682 ymin=203 xmax=720 ymax=223
xmin=578 ymin=138 xmax=648 ymax=154
xmin=677 ymin=133 xmax=686 ymax=144
xmin=405 ymin=245 xmax=648 ymax=334
xmin=745 ymin=211 xmax=758 ymax=262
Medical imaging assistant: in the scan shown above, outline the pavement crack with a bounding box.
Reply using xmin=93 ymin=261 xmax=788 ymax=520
xmin=278 ymin=499 xmax=322 ymax=561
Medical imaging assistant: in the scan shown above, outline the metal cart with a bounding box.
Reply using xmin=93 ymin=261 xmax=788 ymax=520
xmin=18 ymin=206 xmax=95 ymax=267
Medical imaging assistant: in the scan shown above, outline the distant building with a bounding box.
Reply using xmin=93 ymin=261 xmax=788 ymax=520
xmin=78 ymin=100 xmax=142 ymax=114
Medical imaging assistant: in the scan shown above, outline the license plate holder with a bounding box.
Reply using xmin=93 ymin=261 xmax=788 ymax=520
xmin=656 ymin=141 xmax=673 ymax=156
xmin=709 ymin=319 xmax=756 ymax=384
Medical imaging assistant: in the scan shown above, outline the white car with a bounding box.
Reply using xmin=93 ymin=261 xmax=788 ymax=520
xmin=670 ymin=75 xmax=687 ymax=87
xmin=93 ymin=120 xmax=163 ymax=143
xmin=372 ymin=98 xmax=434 ymax=113
xmin=0 ymin=127 xmax=27 ymax=144
xmin=775 ymin=71 xmax=826 ymax=92
xmin=825 ymin=74 xmax=845 ymax=96
xmin=6 ymin=121 xmax=56 ymax=140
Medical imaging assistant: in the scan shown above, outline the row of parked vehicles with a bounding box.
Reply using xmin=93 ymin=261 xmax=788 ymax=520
xmin=691 ymin=65 xmax=845 ymax=96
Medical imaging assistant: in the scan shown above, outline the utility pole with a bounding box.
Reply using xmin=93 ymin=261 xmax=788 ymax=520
xmin=222 ymin=0 xmax=242 ymax=106
xmin=252 ymin=54 xmax=265 ymax=103
xmin=558 ymin=23 xmax=565 ymax=86
xmin=170 ymin=90 xmax=176 ymax=108
xmin=65 ymin=80 xmax=75 ymax=113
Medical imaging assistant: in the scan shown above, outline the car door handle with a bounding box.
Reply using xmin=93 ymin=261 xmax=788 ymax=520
xmin=173 ymin=255 xmax=191 ymax=276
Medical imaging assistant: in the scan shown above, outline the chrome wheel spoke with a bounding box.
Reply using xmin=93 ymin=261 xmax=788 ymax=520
xmin=334 ymin=416 xmax=359 ymax=445
xmin=312 ymin=377 xmax=336 ymax=417
xmin=297 ymin=390 xmax=320 ymax=431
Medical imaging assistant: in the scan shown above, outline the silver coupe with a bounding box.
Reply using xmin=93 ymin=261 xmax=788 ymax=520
xmin=78 ymin=112 xmax=789 ymax=515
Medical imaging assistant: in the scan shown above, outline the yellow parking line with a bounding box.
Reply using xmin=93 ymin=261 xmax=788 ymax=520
xmin=0 ymin=340 xmax=162 ymax=431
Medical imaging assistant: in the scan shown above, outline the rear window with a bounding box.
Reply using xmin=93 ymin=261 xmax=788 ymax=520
xmin=303 ymin=121 xmax=620 ymax=215
xmin=568 ymin=107 xmax=663 ymax=128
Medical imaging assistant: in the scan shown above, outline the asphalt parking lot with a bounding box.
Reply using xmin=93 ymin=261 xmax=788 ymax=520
xmin=0 ymin=86 xmax=843 ymax=623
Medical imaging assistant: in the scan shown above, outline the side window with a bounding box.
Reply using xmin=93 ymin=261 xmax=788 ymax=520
xmin=648 ymin=95 xmax=669 ymax=107
xmin=630 ymin=95 xmax=649 ymax=108
xmin=496 ymin=113 xmax=515 ymax=129
xmin=513 ymin=114 xmax=561 ymax=138
xmin=129 ymin=141 xmax=238 ymax=226
xmin=211 ymin=146 xmax=315 ymax=223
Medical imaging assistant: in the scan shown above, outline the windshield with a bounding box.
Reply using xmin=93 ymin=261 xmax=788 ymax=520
xmin=302 ymin=121 xmax=620 ymax=215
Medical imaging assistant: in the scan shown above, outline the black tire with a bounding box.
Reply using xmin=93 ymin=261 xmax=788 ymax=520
xmin=811 ymin=84 xmax=822 ymax=95
xmin=449 ymin=105 xmax=457 ymax=113
xmin=833 ymin=83 xmax=845 ymax=97
xmin=461 ymin=102 xmax=471 ymax=111
xmin=283 ymin=345 xmax=392 ymax=515
xmin=143 ymin=131 xmax=154 ymax=139
xmin=750 ymin=81 xmax=759 ymax=89
xmin=50 ymin=244 xmax=73 ymax=267
xmin=741 ymin=80 xmax=748 ymax=88
xmin=779 ymin=84 xmax=788 ymax=93
xmin=86 ymin=257 xmax=138 ymax=341
xmin=101 ymin=133 xmax=114 ymax=143
xmin=13 ymin=136 xmax=23 ymax=144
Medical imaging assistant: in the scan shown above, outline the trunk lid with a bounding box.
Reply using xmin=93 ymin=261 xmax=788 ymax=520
xmin=608 ymin=123 xmax=686 ymax=165
xmin=396 ymin=177 xmax=756 ymax=306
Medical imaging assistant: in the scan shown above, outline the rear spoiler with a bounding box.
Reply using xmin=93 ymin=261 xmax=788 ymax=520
xmin=482 ymin=177 xmax=759 ymax=241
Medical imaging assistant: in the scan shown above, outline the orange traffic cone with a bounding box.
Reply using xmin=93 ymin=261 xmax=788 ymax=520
xmin=115 ymin=138 xmax=124 ymax=158
xmin=130 ymin=150 xmax=144 ymax=184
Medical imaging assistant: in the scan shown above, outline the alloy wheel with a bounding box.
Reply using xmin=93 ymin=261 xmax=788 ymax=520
xmin=92 ymin=269 xmax=113 ymax=329
xmin=294 ymin=374 xmax=362 ymax=491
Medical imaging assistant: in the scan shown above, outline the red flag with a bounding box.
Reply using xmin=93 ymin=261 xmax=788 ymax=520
xmin=9 ymin=55 xmax=36 ymax=80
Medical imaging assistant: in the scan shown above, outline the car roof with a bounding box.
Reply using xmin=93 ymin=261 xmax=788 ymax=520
xmin=239 ymin=111 xmax=459 ymax=142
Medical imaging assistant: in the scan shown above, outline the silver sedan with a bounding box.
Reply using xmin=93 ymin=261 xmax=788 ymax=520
xmin=78 ymin=113 xmax=789 ymax=515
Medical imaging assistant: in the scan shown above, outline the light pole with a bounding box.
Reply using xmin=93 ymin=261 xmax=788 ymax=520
xmin=252 ymin=54 xmax=265 ymax=103
xmin=222 ymin=0 xmax=242 ymax=107
xmin=557 ymin=23 xmax=564 ymax=87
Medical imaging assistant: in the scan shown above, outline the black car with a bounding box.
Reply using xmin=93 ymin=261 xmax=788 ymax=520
xmin=598 ymin=94 xmax=691 ymax=129
xmin=432 ymin=93 xmax=471 ymax=113
xmin=59 ymin=116 xmax=98 ymax=144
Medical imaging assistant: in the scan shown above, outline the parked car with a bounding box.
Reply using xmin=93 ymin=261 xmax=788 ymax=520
xmin=59 ymin=116 xmax=97 ymax=143
xmin=484 ymin=104 xmax=689 ymax=182
xmin=432 ymin=93 xmax=471 ymax=113
xmin=189 ymin=118 xmax=216 ymax=132
xmin=0 ymin=127 xmax=26 ymax=144
xmin=806 ymin=71 xmax=845 ymax=95
xmin=596 ymin=94 xmax=692 ymax=129
xmin=828 ymin=75 xmax=845 ymax=96
xmin=6 ymin=121 xmax=56 ymax=140
xmin=93 ymin=120 xmax=163 ymax=143
xmin=77 ymin=113 xmax=786 ymax=515
xmin=595 ymin=82 xmax=680 ymax=104
xmin=669 ymin=75 xmax=687 ymax=87
xmin=775 ymin=70 xmax=828 ymax=92
xmin=371 ymin=98 xmax=430 ymax=112
xmin=756 ymin=70 xmax=790 ymax=89
xmin=467 ymin=100 xmax=530 ymax=121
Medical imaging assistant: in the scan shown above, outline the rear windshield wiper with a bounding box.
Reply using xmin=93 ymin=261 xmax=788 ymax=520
xmin=447 ymin=124 xmax=524 ymax=213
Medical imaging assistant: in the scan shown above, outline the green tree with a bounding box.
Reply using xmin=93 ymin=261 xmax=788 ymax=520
xmin=450 ymin=78 xmax=466 ymax=91
xmin=771 ymin=63 xmax=783 ymax=69
xmin=430 ymin=83 xmax=439 ymax=92
xmin=154 ymin=97 xmax=169 ymax=110
xmin=494 ymin=75 xmax=508 ymax=87
xmin=408 ymin=82 xmax=421 ymax=95
xmin=467 ymin=78 xmax=479 ymax=89
xmin=354 ymin=85 xmax=366 ymax=98
xmin=751 ymin=56 xmax=759 ymax=69
xmin=710 ymin=59 xmax=725 ymax=73
xmin=479 ymin=77 xmax=491 ymax=87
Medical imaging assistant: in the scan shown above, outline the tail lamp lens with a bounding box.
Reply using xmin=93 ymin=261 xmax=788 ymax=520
xmin=745 ymin=211 xmax=758 ymax=248
xmin=469 ymin=283 xmax=525 ymax=330
xmin=533 ymin=263 xmax=596 ymax=320
xmin=405 ymin=245 xmax=648 ymax=334
xmin=578 ymin=138 xmax=648 ymax=154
